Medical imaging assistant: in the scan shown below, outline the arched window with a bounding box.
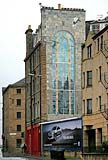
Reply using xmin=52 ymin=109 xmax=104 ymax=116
xmin=52 ymin=31 xmax=75 ymax=114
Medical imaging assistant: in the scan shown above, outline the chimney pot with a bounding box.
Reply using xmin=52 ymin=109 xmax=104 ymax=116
xmin=28 ymin=25 xmax=31 ymax=29
xmin=58 ymin=4 xmax=61 ymax=10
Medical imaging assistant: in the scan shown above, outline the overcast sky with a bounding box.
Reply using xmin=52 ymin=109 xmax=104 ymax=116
xmin=0 ymin=0 xmax=108 ymax=145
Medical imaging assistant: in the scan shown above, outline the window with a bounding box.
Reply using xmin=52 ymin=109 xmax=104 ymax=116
xmin=96 ymin=97 xmax=98 ymax=111
xmin=99 ymin=96 xmax=101 ymax=110
xmin=17 ymin=99 xmax=21 ymax=106
xmin=107 ymin=93 xmax=108 ymax=108
xmin=98 ymin=128 xmax=102 ymax=144
xmin=97 ymin=38 xmax=100 ymax=51
xmin=87 ymin=44 xmax=92 ymax=58
xmin=82 ymin=72 xmax=85 ymax=88
xmin=16 ymin=139 xmax=22 ymax=148
xmin=17 ymin=125 xmax=21 ymax=132
xmin=100 ymin=35 xmax=103 ymax=50
xmin=92 ymin=24 xmax=100 ymax=34
xmin=99 ymin=66 xmax=101 ymax=81
xmin=16 ymin=89 xmax=21 ymax=94
xmin=83 ymin=100 xmax=85 ymax=115
xmin=17 ymin=112 xmax=21 ymax=119
xmin=87 ymin=71 xmax=92 ymax=86
xmin=87 ymin=99 xmax=92 ymax=114
xmin=21 ymin=132 xmax=24 ymax=138
xmin=52 ymin=31 xmax=74 ymax=115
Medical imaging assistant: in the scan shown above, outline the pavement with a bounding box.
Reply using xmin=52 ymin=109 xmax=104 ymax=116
xmin=24 ymin=155 xmax=45 ymax=160
xmin=24 ymin=155 xmax=82 ymax=160
xmin=2 ymin=152 xmax=83 ymax=160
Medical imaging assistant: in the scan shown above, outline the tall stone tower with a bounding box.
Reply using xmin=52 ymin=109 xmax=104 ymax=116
xmin=39 ymin=4 xmax=85 ymax=120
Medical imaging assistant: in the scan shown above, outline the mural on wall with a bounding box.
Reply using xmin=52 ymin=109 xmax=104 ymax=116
xmin=42 ymin=117 xmax=82 ymax=151
xmin=51 ymin=31 xmax=75 ymax=114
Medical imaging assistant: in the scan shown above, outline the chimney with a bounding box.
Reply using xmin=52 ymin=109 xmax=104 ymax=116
xmin=28 ymin=25 xmax=31 ymax=29
xmin=25 ymin=25 xmax=33 ymax=56
xmin=58 ymin=4 xmax=61 ymax=10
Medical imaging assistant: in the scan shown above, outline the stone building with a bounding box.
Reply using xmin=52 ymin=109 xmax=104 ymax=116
xmin=2 ymin=78 xmax=25 ymax=156
xmin=24 ymin=4 xmax=85 ymax=157
xmin=82 ymin=25 xmax=108 ymax=152
xmin=86 ymin=15 xmax=108 ymax=38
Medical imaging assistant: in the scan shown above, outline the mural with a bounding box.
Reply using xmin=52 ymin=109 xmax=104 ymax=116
xmin=52 ymin=31 xmax=75 ymax=114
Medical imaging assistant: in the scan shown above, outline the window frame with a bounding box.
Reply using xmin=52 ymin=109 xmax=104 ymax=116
xmin=87 ymin=44 xmax=92 ymax=58
xmin=99 ymin=66 xmax=102 ymax=81
xmin=87 ymin=99 xmax=92 ymax=114
xmin=16 ymin=89 xmax=21 ymax=94
xmin=82 ymin=72 xmax=85 ymax=88
xmin=16 ymin=99 xmax=21 ymax=106
xmin=97 ymin=38 xmax=100 ymax=52
xmin=99 ymin=96 xmax=101 ymax=110
xmin=17 ymin=112 xmax=21 ymax=119
xmin=16 ymin=139 xmax=22 ymax=148
xmin=100 ymin=35 xmax=103 ymax=50
xmin=17 ymin=125 xmax=21 ymax=132
xmin=87 ymin=71 xmax=92 ymax=87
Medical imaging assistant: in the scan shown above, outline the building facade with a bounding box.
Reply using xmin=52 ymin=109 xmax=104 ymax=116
xmin=82 ymin=25 xmax=108 ymax=152
xmin=2 ymin=78 xmax=25 ymax=155
xmin=24 ymin=4 xmax=85 ymax=156
xmin=86 ymin=16 xmax=108 ymax=38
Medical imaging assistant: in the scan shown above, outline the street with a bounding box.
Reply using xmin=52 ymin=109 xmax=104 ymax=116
xmin=0 ymin=158 xmax=28 ymax=160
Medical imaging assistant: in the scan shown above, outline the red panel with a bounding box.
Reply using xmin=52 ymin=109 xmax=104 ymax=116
xmin=25 ymin=128 xmax=31 ymax=155
xmin=25 ymin=124 xmax=41 ymax=156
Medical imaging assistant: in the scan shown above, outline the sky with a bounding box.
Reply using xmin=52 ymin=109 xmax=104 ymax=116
xmin=0 ymin=0 xmax=108 ymax=145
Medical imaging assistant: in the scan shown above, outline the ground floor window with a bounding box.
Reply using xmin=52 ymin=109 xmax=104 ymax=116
xmin=16 ymin=139 xmax=22 ymax=148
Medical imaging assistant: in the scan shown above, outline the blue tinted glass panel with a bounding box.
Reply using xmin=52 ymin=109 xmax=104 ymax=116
xmin=71 ymin=91 xmax=74 ymax=114
xmin=52 ymin=90 xmax=56 ymax=114
xmin=58 ymin=37 xmax=68 ymax=62
xmin=58 ymin=90 xmax=69 ymax=114
xmin=52 ymin=42 xmax=56 ymax=63
xmin=52 ymin=64 xmax=56 ymax=89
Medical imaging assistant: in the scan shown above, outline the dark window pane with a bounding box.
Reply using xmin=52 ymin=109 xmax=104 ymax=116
xmin=87 ymin=99 xmax=92 ymax=114
xmin=17 ymin=112 xmax=21 ymax=119
xmin=16 ymin=89 xmax=21 ymax=94
xmin=99 ymin=66 xmax=101 ymax=81
xmin=17 ymin=99 xmax=21 ymax=106
xmin=16 ymin=139 xmax=22 ymax=148
xmin=99 ymin=96 xmax=101 ymax=110
xmin=97 ymin=38 xmax=100 ymax=51
xmin=87 ymin=44 xmax=92 ymax=58
xmin=87 ymin=71 xmax=92 ymax=86
xmin=100 ymin=35 xmax=103 ymax=50
xmin=17 ymin=125 xmax=21 ymax=131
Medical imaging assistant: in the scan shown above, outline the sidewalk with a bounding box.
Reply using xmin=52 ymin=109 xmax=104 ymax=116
xmin=24 ymin=154 xmax=46 ymax=160
xmin=24 ymin=155 xmax=82 ymax=160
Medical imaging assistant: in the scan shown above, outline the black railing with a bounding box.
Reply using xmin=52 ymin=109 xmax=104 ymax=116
xmin=83 ymin=146 xmax=108 ymax=153
xmin=100 ymin=72 xmax=108 ymax=89
xmin=100 ymin=103 xmax=108 ymax=120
